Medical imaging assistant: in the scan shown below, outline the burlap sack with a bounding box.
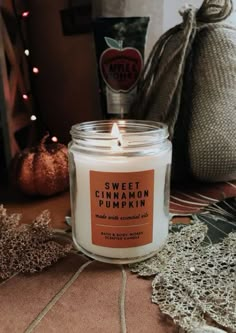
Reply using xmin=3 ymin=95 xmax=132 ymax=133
xmin=131 ymin=0 xmax=236 ymax=182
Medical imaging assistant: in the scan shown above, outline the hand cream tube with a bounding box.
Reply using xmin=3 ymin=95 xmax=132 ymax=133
xmin=92 ymin=17 xmax=149 ymax=119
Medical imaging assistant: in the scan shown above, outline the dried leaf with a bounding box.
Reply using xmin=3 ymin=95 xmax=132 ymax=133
xmin=0 ymin=205 xmax=72 ymax=280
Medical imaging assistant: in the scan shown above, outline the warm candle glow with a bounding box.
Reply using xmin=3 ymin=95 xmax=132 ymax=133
xmin=111 ymin=123 xmax=120 ymax=138
xmin=111 ymin=123 xmax=123 ymax=147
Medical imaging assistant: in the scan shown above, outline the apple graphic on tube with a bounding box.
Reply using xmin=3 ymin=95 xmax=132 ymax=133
xmin=100 ymin=37 xmax=143 ymax=92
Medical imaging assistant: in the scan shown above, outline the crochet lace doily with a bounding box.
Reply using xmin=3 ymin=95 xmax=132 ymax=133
xmin=130 ymin=223 xmax=236 ymax=333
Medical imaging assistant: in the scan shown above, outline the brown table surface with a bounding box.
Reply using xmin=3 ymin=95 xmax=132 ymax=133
xmin=0 ymin=181 xmax=235 ymax=333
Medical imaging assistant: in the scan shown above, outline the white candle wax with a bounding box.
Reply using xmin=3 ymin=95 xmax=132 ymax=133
xmin=69 ymin=120 xmax=172 ymax=263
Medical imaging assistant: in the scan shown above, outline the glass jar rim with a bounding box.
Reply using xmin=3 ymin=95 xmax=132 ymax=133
xmin=70 ymin=120 xmax=169 ymax=143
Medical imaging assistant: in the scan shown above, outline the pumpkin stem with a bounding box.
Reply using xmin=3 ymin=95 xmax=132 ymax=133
xmin=39 ymin=133 xmax=50 ymax=152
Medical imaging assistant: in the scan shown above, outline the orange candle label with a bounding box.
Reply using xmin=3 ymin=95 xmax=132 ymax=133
xmin=90 ymin=170 xmax=154 ymax=248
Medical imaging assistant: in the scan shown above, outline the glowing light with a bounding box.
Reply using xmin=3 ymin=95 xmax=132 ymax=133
xmin=22 ymin=94 xmax=29 ymax=100
xmin=51 ymin=136 xmax=58 ymax=143
xmin=111 ymin=122 xmax=123 ymax=147
xmin=22 ymin=11 xmax=30 ymax=18
xmin=30 ymin=115 xmax=37 ymax=121
xmin=111 ymin=123 xmax=120 ymax=138
xmin=32 ymin=67 xmax=39 ymax=74
xmin=24 ymin=49 xmax=30 ymax=56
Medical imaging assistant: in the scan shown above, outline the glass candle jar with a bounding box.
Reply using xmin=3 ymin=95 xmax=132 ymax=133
xmin=69 ymin=120 xmax=172 ymax=264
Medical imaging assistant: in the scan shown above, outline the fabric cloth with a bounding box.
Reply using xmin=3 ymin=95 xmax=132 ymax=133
xmin=0 ymin=180 xmax=235 ymax=332
xmin=130 ymin=0 xmax=236 ymax=182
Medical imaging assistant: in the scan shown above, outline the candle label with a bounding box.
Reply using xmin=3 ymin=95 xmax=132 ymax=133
xmin=90 ymin=170 xmax=154 ymax=248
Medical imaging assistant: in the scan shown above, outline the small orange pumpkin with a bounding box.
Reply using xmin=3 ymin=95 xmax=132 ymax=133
xmin=12 ymin=134 xmax=69 ymax=196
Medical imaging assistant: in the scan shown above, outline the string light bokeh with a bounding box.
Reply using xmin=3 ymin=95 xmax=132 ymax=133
xmin=13 ymin=1 xmax=59 ymax=144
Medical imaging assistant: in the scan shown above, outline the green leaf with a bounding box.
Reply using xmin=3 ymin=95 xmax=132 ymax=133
xmin=104 ymin=37 xmax=122 ymax=49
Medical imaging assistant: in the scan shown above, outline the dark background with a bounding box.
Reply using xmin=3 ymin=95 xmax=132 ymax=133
xmin=0 ymin=0 xmax=103 ymax=183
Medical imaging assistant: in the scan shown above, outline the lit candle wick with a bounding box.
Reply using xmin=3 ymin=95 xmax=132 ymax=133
xmin=111 ymin=123 xmax=123 ymax=147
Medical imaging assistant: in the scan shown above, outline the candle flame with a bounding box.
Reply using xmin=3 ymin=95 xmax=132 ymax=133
xmin=111 ymin=123 xmax=123 ymax=147
xmin=111 ymin=123 xmax=120 ymax=138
